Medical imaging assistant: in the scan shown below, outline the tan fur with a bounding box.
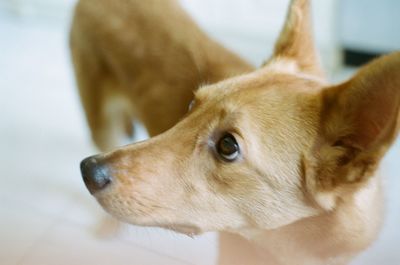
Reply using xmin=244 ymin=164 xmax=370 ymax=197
xmin=70 ymin=0 xmax=252 ymax=151
xmin=73 ymin=0 xmax=400 ymax=264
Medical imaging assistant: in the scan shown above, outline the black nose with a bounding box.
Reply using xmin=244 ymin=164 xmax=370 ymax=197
xmin=80 ymin=155 xmax=112 ymax=194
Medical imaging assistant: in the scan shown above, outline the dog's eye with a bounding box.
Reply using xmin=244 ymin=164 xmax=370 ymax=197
xmin=217 ymin=134 xmax=240 ymax=161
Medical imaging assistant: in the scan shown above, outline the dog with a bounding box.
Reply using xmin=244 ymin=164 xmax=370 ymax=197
xmin=74 ymin=0 xmax=400 ymax=264
xmin=70 ymin=0 xmax=252 ymax=152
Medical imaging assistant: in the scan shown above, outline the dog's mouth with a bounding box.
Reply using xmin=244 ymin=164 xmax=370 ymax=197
xmin=96 ymin=196 xmax=202 ymax=237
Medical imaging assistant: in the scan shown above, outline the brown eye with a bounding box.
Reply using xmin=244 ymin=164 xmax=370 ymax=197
xmin=217 ymin=134 xmax=240 ymax=161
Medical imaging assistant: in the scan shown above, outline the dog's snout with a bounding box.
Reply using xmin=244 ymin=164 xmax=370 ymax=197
xmin=80 ymin=156 xmax=112 ymax=194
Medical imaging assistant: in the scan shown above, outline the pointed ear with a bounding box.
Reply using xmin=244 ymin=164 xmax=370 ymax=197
xmin=266 ymin=0 xmax=323 ymax=77
xmin=307 ymin=53 xmax=400 ymax=209
xmin=323 ymin=53 xmax=400 ymax=155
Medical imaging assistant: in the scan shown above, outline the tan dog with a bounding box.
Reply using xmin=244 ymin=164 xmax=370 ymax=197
xmin=70 ymin=0 xmax=252 ymax=151
xmin=74 ymin=0 xmax=400 ymax=264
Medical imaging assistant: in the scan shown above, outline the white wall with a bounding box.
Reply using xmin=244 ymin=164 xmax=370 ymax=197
xmin=0 ymin=0 xmax=76 ymax=20
xmin=180 ymin=0 xmax=340 ymax=71
xmin=0 ymin=0 xmax=341 ymax=72
xmin=339 ymin=0 xmax=400 ymax=52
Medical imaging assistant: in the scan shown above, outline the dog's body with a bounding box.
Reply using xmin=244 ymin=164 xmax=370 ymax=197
xmin=72 ymin=0 xmax=400 ymax=264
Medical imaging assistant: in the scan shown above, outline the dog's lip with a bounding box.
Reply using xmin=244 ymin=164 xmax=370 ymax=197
xmin=94 ymin=200 xmax=202 ymax=237
xmin=159 ymin=223 xmax=202 ymax=238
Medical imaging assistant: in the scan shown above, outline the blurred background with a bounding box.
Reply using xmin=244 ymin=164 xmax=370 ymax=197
xmin=0 ymin=0 xmax=399 ymax=264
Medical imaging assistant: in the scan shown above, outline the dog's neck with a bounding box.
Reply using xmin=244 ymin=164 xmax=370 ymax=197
xmin=231 ymin=175 xmax=383 ymax=265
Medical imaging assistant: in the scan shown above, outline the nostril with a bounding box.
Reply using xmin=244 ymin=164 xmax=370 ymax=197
xmin=80 ymin=156 xmax=112 ymax=194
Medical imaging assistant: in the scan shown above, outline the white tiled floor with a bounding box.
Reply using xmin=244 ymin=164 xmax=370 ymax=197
xmin=0 ymin=10 xmax=399 ymax=265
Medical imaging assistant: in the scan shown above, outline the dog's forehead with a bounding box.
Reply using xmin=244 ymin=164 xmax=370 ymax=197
xmin=186 ymin=72 xmax=323 ymax=137
xmin=195 ymin=69 xmax=322 ymax=106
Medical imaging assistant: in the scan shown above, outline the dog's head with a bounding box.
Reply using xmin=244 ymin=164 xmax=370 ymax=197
xmin=80 ymin=0 xmax=400 ymax=236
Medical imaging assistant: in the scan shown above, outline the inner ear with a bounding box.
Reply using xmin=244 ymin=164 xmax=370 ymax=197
xmin=322 ymin=54 xmax=400 ymax=153
xmin=264 ymin=0 xmax=324 ymax=78
xmin=306 ymin=53 xmax=400 ymax=207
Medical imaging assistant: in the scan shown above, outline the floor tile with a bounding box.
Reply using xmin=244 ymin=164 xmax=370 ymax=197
xmin=0 ymin=198 xmax=58 ymax=265
xmin=120 ymin=226 xmax=217 ymax=265
xmin=18 ymin=221 xmax=190 ymax=265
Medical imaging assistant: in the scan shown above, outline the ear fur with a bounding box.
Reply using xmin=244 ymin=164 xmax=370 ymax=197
xmin=307 ymin=52 xmax=400 ymax=209
xmin=265 ymin=0 xmax=324 ymax=78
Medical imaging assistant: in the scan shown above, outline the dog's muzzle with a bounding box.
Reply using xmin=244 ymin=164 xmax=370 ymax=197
xmin=80 ymin=155 xmax=112 ymax=194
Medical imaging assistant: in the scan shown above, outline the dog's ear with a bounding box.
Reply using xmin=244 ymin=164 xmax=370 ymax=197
xmin=306 ymin=53 xmax=400 ymax=209
xmin=265 ymin=0 xmax=323 ymax=77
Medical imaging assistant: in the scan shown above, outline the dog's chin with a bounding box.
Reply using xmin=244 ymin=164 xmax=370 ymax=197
xmin=158 ymin=224 xmax=202 ymax=238
xmin=125 ymin=219 xmax=202 ymax=238
xmin=98 ymin=206 xmax=202 ymax=237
